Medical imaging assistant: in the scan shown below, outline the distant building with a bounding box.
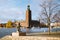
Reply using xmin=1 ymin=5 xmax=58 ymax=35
xmin=16 ymin=5 xmax=47 ymax=28
xmin=0 ymin=23 xmax=6 ymax=27
xmin=51 ymin=22 xmax=60 ymax=27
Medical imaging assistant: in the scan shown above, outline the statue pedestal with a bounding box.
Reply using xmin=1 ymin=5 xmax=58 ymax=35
xmin=19 ymin=32 xmax=26 ymax=36
xmin=12 ymin=31 xmax=26 ymax=36
xmin=12 ymin=31 xmax=19 ymax=37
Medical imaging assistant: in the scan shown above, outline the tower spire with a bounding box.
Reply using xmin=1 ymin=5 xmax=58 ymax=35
xmin=27 ymin=0 xmax=30 ymax=10
xmin=27 ymin=5 xmax=30 ymax=10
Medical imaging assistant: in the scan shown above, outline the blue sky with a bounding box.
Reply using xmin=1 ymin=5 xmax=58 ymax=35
xmin=0 ymin=0 xmax=60 ymax=23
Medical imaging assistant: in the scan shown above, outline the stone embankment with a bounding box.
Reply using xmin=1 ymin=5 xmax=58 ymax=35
xmin=0 ymin=35 xmax=60 ymax=40
xmin=12 ymin=36 xmax=60 ymax=40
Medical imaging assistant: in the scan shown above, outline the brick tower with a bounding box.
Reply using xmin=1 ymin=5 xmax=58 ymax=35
xmin=26 ymin=5 xmax=31 ymax=28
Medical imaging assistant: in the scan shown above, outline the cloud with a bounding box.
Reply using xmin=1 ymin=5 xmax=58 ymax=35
xmin=0 ymin=7 xmax=25 ymax=23
xmin=0 ymin=0 xmax=25 ymax=23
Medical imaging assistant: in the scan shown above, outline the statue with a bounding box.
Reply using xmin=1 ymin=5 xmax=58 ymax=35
xmin=12 ymin=22 xmax=22 ymax=36
xmin=17 ymin=23 xmax=21 ymax=33
xmin=16 ymin=23 xmax=26 ymax=36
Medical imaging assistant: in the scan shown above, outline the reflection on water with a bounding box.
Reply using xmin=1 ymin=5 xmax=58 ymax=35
xmin=0 ymin=27 xmax=60 ymax=38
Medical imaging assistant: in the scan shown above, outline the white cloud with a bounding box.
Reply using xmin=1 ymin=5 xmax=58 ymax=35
xmin=0 ymin=0 xmax=25 ymax=23
xmin=0 ymin=7 xmax=25 ymax=23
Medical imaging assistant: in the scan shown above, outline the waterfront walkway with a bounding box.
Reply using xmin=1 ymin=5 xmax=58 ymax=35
xmin=0 ymin=32 xmax=60 ymax=40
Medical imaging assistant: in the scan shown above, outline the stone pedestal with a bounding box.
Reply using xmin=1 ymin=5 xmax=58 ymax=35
xmin=12 ymin=32 xmax=19 ymax=37
xmin=19 ymin=32 xmax=26 ymax=36
xmin=12 ymin=31 xmax=26 ymax=37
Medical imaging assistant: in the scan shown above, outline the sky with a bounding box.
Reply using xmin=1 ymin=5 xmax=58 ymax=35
xmin=0 ymin=0 xmax=60 ymax=23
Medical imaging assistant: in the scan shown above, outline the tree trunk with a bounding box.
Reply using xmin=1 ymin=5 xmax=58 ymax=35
xmin=49 ymin=25 xmax=50 ymax=35
xmin=48 ymin=18 xmax=51 ymax=35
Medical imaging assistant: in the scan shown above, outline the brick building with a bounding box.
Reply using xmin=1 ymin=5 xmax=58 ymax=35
xmin=16 ymin=5 xmax=47 ymax=28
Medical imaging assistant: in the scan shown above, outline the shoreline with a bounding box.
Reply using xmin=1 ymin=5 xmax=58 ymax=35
xmin=0 ymin=35 xmax=60 ymax=40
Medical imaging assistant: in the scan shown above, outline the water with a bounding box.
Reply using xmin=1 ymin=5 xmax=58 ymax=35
xmin=0 ymin=27 xmax=60 ymax=38
xmin=0 ymin=28 xmax=17 ymax=38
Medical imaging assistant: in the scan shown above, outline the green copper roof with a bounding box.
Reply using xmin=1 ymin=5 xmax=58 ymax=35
xmin=27 ymin=5 xmax=30 ymax=10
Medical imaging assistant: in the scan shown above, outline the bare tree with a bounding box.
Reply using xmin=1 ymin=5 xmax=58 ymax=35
xmin=39 ymin=0 xmax=60 ymax=34
xmin=53 ymin=10 xmax=60 ymax=22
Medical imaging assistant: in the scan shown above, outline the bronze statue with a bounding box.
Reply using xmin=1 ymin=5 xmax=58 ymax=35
xmin=17 ymin=23 xmax=21 ymax=32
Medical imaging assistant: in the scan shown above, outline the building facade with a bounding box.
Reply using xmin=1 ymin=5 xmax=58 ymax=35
xmin=16 ymin=5 xmax=47 ymax=28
